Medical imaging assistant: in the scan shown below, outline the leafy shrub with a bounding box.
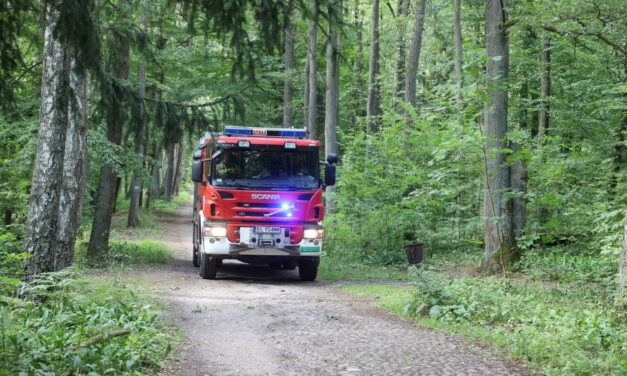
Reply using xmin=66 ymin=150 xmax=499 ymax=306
xmin=0 ymin=270 xmax=174 ymax=375
xmin=0 ymin=227 xmax=29 ymax=295
xmin=108 ymin=240 xmax=172 ymax=265
xmin=402 ymin=272 xmax=626 ymax=375
xmin=515 ymin=248 xmax=618 ymax=283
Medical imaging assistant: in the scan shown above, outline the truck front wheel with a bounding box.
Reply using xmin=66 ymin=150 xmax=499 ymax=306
xmin=200 ymin=253 xmax=218 ymax=279
xmin=298 ymin=257 xmax=319 ymax=281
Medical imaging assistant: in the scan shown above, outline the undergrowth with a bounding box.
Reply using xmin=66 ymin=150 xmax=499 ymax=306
xmin=0 ymin=270 xmax=175 ymax=375
xmin=344 ymin=270 xmax=626 ymax=376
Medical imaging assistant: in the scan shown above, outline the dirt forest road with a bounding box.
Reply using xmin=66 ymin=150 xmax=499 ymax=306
xmin=140 ymin=199 xmax=530 ymax=376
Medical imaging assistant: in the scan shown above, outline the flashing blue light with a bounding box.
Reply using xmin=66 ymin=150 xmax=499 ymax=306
xmin=223 ymin=126 xmax=307 ymax=139
xmin=286 ymin=212 xmax=293 ymax=218
xmin=281 ymin=203 xmax=290 ymax=210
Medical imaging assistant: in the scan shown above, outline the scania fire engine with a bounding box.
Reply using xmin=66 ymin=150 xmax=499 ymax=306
xmin=191 ymin=126 xmax=337 ymax=281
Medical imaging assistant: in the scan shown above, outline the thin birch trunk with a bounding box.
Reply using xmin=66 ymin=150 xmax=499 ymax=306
xmin=538 ymin=34 xmax=550 ymax=145
xmin=173 ymin=141 xmax=184 ymax=196
xmin=283 ymin=5 xmax=295 ymax=128
xmin=306 ymin=0 xmax=319 ymax=138
xmin=164 ymin=142 xmax=176 ymax=201
xmin=353 ymin=0 xmax=365 ymax=122
xmin=366 ymin=0 xmax=381 ymax=132
xmin=128 ymin=51 xmax=146 ymax=227
xmin=325 ymin=3 xmax=340 ymax=211
xmin=453 ymin=0 xmax=463 ymax=106
xmin=404 ymin=0 xmax=427 ymax=113
xmin=394 ymin=0 xmax=409 ymax=100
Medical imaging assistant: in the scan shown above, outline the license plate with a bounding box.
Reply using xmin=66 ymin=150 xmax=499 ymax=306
xmin=253 ymin=226 xmax=281 ymax=234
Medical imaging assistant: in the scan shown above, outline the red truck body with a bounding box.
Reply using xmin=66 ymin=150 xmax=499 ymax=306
xmin=191 ymin=126 xmax=336 ymax=281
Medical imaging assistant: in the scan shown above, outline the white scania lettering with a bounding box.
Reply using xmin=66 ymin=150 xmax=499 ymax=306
xmin=251 ymin=194 xmax=281 ymax=200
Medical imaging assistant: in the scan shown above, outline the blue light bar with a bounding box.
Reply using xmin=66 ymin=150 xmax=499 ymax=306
xmin=223 ymin=126 xmax=307 ymax=139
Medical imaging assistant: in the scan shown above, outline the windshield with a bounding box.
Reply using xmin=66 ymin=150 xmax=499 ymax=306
xmin=211 ymin=148 xmax=320 ymax=190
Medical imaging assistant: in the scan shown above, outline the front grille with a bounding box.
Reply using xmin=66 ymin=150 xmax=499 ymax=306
xmin=237 ymin=202 xmax=301 ymax=209
xmin=237 ymin=202 xmax=282 ymax=208
xmin=236 ymin=211 xmax=293 ymax=217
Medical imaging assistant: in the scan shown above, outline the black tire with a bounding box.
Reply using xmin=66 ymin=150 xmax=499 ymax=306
xmin=192 ymin=219 xmax=200 ymax=267
xmin=200 ymin=253 xmax=218 ymax=279
xmin=298 ymin=257 xmax=319 ymax=281
xmin=192 ymin=246 xmax=200 ymax=267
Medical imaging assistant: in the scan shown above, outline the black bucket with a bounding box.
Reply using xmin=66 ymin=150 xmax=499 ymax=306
xmin=404 ymin=242 xmax=424 ymax=264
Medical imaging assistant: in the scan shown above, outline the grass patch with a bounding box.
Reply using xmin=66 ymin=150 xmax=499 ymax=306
xmin=108 ymin=239 xmax=173 ymax=265
xmin=341 ymin=284 xmax=412 ymax=312
xmin=342 ymin=273 xmax=626 ymax=376
xmin=319 ymin=256 xmax=413 ymax=281
xmin=0 ymin=270 xmax=177 ymax=375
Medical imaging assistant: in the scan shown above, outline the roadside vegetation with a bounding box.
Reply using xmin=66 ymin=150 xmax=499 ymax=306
xmin=336 ymin=249 xmax=625 ymax=376
xmin=0 ymin=194 xmax=182 ymax=375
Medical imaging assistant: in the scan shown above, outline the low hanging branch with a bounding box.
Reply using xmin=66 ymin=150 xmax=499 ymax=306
xmin=143 ymin=82 xmax=256 ymax=109
xmin=540 ymin=25 xmax=626 ymax=55
xmin=67 ymin=328 xmax=131 ymax=351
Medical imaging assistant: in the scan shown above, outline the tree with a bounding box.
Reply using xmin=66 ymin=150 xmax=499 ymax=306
xmin=306 ymin=0 xmax=319 ymax=138
xmin=366 ymin=0 xmax=381 ymax=131
xmin=404 ymin=0 xmax=427 ymax=112
xmin=23 ymin=1 xmax=87 ymax=276
xmin=128 ymin=11 xmax=148 ymax=227
xmin=481 ymin=0 xmax=515 ymax=273
xmin=88 ymin=0 xmax=131 ymax=260
xmin=282 ymin=3 xmax=295 ymax=128
xmin=537 ymin=33 xmax=550 ymax=144
xmin=453 ymin=0 xmax=463 ymax=106
xmin=324 ymin=1 xmax=340 ymax=210
xmin=394 ymin=0 xmax=409 ymax=99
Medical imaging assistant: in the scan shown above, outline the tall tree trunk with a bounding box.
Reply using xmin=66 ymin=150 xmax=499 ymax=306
xmin=173 ymin=141 xmax=184 ymax=196
xmin=617 ymin=211 xmax=627 ymax=308
xmin=163 ymin=141 xmax=176 ymax=201
xmin=510 ymin=75 xmax=529 ymax=239
xmin=306 ymin=0 xmax=319 ymax=138
xmin=404 ymin=0 xmax=427 ymax=112
xmin=23 ymin=2 xmax=70 ymax=277
xmin=325 ymin=3 xmax=340 ymax=211
xmin=128 ymin=49 xmax=146 ymax=227
xmin=283 ymin=5 xmax=295 ymax=128
xmin=394 ymin=0 xmax=409 ymax=99
xmin=303 ymin=58 xmax=310 ymax=129
xmin=56 ymin=56 xmax=88 ymax=269
xmin=88 ymin=4 xmax=130 ymax=259
xmin=353 ymin=0 xmax=365 ymax=122
xmin=537 ymin=34 xmax=550 ymax=144
xmin=453 ymin=0 xmax=463 ymax=106
xmin=366 ymin=0 xmax=381 ymax=131
xmin=481 ymin=0 xmax=515 ymax=273
xmin=4 ymin=209 xmax=12 ymax=226
xmin=147 ymin=145 xmax=161 ymax=209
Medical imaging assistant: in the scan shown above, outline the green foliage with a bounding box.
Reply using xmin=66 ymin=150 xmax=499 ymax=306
xmin=347 ymin=273 xmax=627 ymax=376
xmin=318 ymin=256 xmax=412 ymax=281
xmin=0 ymin=228 xmax=30 ymax=294
xmin=107 ymin=240 xmax=172 ymax=265
xmin=0 ymin=271 xmax=174 ymax=375
xmin=515 ymin=248 xmax=618 ymax=284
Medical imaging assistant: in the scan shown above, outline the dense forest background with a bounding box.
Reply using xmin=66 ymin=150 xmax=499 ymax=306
xmin=0 ymin=0 xmax=625 ymax=374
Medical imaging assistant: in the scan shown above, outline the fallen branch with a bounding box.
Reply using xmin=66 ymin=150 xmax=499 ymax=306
xmin=68 ymin=328 xmax=131 ymax=350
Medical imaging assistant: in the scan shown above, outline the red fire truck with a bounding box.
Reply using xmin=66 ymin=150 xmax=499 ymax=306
xmin=191 ymin=126 xmax=337 ymax=281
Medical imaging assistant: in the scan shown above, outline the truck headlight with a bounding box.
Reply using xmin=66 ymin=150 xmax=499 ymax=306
xmin=304 ymin=228 xmax=324 ymax=239
xmin=204 ymin=226 xmax=227 ymax=237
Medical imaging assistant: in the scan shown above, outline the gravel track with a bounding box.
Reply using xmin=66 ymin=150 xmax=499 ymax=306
xmin=140 ymin=200 xmax=530 ymax=376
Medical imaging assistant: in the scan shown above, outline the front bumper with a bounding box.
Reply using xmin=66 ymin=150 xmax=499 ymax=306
xmin=202 ymin=227 xmax=323 ymax=257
